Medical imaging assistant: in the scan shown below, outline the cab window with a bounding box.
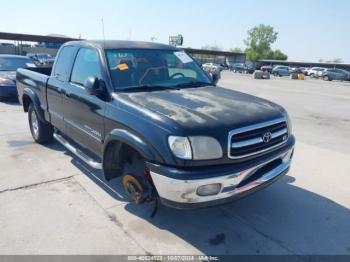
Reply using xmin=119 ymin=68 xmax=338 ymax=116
xmin=53 ymin=46 xmax=75 ymax=81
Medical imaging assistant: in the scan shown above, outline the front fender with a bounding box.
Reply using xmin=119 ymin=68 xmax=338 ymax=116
xmin=104 ymin=129 xmax=164 ymax=163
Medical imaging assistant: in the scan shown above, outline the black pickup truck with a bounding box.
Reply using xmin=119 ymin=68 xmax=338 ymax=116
xmin=17 ymin=40 xmax=295 ymax=209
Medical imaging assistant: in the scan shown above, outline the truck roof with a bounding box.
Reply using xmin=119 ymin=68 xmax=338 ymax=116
xmin=65 ymin=40 xmax=179 ymax=51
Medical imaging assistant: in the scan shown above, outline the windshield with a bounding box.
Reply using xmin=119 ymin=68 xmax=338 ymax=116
xmin=106 ymin=49 xmax=212 ymax=91
xmin=0 ymin=57 xmax=32 ymax=71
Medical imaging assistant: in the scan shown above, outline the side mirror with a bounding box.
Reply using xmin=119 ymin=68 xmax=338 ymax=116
xmin=210 ymin=72 xmax=220 ymax=86
xmin=84 ymin=76 xmax=103 ymax=95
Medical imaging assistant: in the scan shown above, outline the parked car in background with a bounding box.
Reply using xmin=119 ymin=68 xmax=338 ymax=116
xmin=296 ymin=67 xmax=309 ymax=75
xmin=321 ymin=68 xmax=350 ymax=81
xmin=308 ymin=67 xmax=326 ymax=78
xmin=0 ymin=43 xmax=15 ymax=47
xmin=37 ymin=53 xmax=52 ymax=65
xmin=0 ymin=55 xmax=35 ymax=99
xmin=230 ymin=63 xmax=244 ymax=72
xmin=26 ymin=53 xmax=52 ymax=66
xmin=290 ymin=68 xmax=305 ymax=74
xmin=202 ymin=63 xmax=222 ymax=72
xmin=202 ymin=64 xmax=221 ymax=83
xmin=46 ymin=57 xmax=56 ymax=67
xmin=230 ymin=63 xmax=255 ymax=74
xmin=260 ymin=65 xmax=273 ymax=73
xmin=220 ymin=63 xmax=229 ymax=70
xmin=272 ymin=66 xmax=291 ymax=77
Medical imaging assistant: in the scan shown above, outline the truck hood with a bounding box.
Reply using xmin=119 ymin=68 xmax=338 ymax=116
xmin=117 ymin=86 xmax=284 ymax=132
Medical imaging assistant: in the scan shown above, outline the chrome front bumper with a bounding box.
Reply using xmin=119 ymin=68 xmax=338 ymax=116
xmin=150 ymin=148 xmax=294 ymax=209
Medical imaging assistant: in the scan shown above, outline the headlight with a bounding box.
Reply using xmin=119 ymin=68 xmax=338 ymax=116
xmin=0 ymin=77 xmax=15 ymax=86
xmin=189 ymin=136 xmax=223 ymax=160
xmin=168 ymin=136 xmax=223 ymax=160
xmin=168 ymin=136 xmax=192 ymax=160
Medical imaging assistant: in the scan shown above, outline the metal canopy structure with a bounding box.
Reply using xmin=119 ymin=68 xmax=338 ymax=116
xmin=0 ymin=32 xmax=79 ymax=43
xmin=185 ymin=48 xmax=246 ymax=65
xmin=0 ymin=32 xmax=247 ymax=64
xmin=185 ymin=48 xmax=245 ymax=57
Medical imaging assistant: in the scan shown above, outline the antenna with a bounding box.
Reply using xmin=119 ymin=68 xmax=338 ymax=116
xmin=128 ymin=28 xmax=132 ymax=40
xmin=101 ymin=18 xmax=106 ymax=47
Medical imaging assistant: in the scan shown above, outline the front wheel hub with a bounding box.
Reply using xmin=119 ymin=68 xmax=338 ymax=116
xmin=122 ymin=174 xmax=145 ymax=204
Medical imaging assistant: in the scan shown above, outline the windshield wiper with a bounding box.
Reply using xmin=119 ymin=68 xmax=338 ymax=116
xmin=173 ymin=81 xmax=210 ymax=88
xmin=120 ymin=81 xmax=210 ymax=92
xmin=120 ymin=84 xmax=172 ymax=92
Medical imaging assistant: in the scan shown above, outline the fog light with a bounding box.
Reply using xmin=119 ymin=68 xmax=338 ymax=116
xmin=197 ymin=184 xmax=222 ymax=196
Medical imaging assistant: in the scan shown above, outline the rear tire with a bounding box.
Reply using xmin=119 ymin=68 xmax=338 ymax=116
xmin=28 ymin=104 xmax=53 ymax=144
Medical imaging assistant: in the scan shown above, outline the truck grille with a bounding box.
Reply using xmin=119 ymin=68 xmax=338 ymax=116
xmin=228 ymin=118 xmax=288 ymax=159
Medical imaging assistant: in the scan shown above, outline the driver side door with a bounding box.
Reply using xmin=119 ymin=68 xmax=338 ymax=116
xmin=64 ymin=48 xmax=106 ymax=156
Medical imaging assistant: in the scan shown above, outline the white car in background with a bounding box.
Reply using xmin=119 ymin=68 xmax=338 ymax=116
xmin=308 ymin=67 xmax=326 ymax=78
xmin=202 ymin=63 xmax=222 ymax=72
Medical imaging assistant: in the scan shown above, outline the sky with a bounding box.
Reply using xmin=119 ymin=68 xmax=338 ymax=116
xmin=1 ymin=0 xmax=350 ymax=62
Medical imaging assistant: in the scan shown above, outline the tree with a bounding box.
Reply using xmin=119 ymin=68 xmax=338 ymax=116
xmin=267 ymin=49 xmax=288 ymax=60
xmin=230 ymin=47 xmax=243 ymax=53
xmin=244 ymin=24 xmax=287 ymax=61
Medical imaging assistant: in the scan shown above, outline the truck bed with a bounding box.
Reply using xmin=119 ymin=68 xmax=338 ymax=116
xmin=16 ymin=67 xmax=51 ymax=113
xmin=25 ymin=66 xmax=52 ymax=76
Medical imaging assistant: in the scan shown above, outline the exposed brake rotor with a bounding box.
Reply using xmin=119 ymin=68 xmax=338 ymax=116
xmin=122 ymin=174 xmax=146 ymax=204
xmin=122 ymin=171 xmax=160 ymax=218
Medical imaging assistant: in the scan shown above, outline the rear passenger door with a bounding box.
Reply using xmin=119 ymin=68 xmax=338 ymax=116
xmin=64 ymin=48 xmax=106 ymax=156
xmin=47 ymin=46 xmax=77 ymax=132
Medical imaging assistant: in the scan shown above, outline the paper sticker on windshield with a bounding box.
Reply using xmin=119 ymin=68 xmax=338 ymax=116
xmin=174 ymin=51 xmax=193 ymax=64
xmin=117 ymin=63 xmax=129 ymax=71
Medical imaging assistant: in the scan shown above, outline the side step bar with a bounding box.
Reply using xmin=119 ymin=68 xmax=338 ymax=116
xmin=53 ymin=133 xmax=102 ymax=170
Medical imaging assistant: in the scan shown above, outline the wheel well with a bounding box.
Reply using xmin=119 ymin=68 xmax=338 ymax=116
xmin=22 ymin=94 xmax=32 ymax=112
xmin=103 ymin=141 xmax=143 ymax=181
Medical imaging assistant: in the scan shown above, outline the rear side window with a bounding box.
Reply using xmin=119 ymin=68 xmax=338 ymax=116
xmin=53 ymin=46 xmax=75 ymax=81
xmin=70 ymin=48 xmax=102 ymax=86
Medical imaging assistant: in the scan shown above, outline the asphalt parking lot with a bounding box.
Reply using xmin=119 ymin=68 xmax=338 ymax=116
xmin=0 ymin=72 xmax=349 ymax=255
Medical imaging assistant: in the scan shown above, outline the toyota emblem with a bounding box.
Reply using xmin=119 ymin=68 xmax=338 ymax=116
xmin=263 ymin=132 xmax=272 ymax=143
